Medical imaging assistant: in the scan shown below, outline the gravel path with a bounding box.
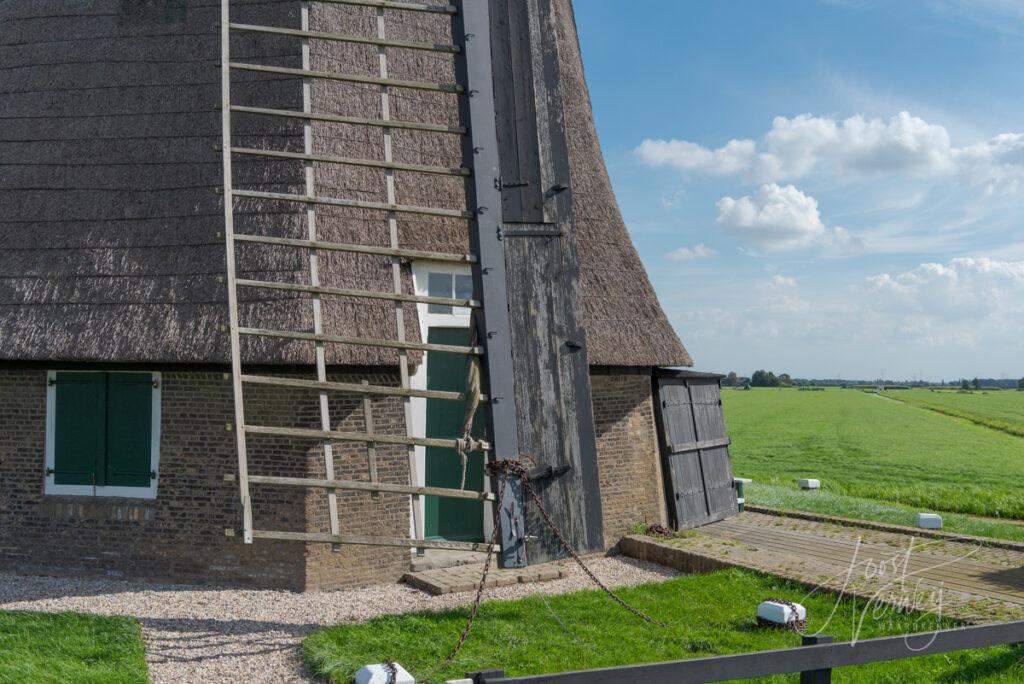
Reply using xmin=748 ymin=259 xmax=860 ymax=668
xmin=0 ymin=556 xmax=676 ymax=683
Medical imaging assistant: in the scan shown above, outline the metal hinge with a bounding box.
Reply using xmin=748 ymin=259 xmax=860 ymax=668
xmin=498 ymin=226 xmax=563 ymax=239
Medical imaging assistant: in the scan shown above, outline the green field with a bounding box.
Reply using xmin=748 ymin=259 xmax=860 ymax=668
xmin=722 ymin=388 xmax=1024 ymax=522
xmin=304 ymin=568 xmax=1024 ymax=683
xmin=883 ymin=388 xmax=1024 ymax=438
xmin=0 ymin=611 xmax=148 ymax=683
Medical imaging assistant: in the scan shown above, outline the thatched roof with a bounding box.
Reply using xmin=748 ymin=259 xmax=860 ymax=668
xmin=0 ymin=0 xmax=690 ymax=368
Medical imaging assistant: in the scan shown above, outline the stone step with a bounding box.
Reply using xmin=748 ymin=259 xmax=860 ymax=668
xmin=403 ymin=561 xmax=568 ymax=595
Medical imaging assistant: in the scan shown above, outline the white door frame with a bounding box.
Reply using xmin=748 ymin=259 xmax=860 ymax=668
xmin=409 ymin=262 xmax=493 ymax=545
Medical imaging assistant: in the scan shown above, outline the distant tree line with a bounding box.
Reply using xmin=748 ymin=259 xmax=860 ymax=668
xmin=720 ymin=372 xmax=1024 ymax=390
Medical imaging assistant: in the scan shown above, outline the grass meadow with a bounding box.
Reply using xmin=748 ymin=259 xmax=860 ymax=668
xmin=0 ymin=611 xmax=148 ymax=683
xmin=722 ymin=388 xmax=1024 ymax=525
xmin=304 ymin=568 xmax=1024 ymax=683
xmin=883 ymin=388 xmax=1024 ymax=438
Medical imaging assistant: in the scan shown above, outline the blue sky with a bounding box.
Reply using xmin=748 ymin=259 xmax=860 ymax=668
xmin=574 ymin=0 xmax=1024 ymax=380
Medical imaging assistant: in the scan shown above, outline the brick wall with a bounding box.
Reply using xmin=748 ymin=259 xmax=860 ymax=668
xmin=590 ymin=371 xmax=667 ymax=545
xmin=0 ymin=369 xmax=410 ymax=590
xmin=0 ymin=367 xmax=667 ymax=588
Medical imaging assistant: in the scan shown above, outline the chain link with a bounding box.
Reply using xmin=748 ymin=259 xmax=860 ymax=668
xmin=441 ymin=457 xmax=670 ymax=668
xmin=758 ymin=597 xmax=807 ymax=632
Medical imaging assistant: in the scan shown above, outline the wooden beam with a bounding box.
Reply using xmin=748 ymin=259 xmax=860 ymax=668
xmin=229 ymin=105 xmax=466 ymax=135
xmin=251 ymin=529 xmax=498 ymax=552
xmin=232 ymin=188 xmax=474 ymax=220
xmin=235 ymin=278 xmax=480 ymax=308
xmin=238 ymin=327 xmax=484 ymax=355
xmin=229 ymin=22 xmax=461 ymax=53
xmin=240 ymin=373 xmax=487 ymax=402
xmin=455 ymin=0 xmax=528 ymax=569
xmin=244 ymin=423 xmax=492 ymax=451
xmin=228 ymin=62 xmax=463 ymax=94
xmin=232 ymin=233 xmax=476 ymax=264
xmin=666 ymin=437 xmax=732 ymax=455
xmin=229 ymin=146 xmax=469 ymax=177
xmin=225 ymin=473 xmax=496 ymax=501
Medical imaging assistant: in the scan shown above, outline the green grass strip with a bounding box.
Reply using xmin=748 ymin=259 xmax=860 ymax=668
xmin=0 ymin=611 xmax=148 ymax=684
xmin=745 ymin=482 xmax=1024 ymax=543
xmin=303 ymin=568 xmax=1024 ymax=683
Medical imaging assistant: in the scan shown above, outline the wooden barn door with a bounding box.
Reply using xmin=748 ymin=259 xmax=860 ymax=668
xmin=654 ymin=372 xmax=739 ymax=529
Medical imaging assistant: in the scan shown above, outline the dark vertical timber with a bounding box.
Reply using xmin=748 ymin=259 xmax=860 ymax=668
xmin=491 ymin=0 xmax=604 ymax=561
xmin=454 ymin=0 xmax=528 ymax=568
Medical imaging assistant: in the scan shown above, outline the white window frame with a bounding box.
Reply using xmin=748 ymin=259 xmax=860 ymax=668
xmin=44 ymin=370 xmax=162 ymax=499
xmin=409 ymin=262 xmax=493 ymax=542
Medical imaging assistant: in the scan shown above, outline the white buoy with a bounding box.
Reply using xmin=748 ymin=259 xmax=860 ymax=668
xmin=355 ymin=663 xmax=415 ymax=684
xmin=797 ymin=478 xmax=820 ymax=490
xmin=915 ymin=513 xmax=943 ymax=529
xmin=757 ymin=600 xmax=806 ymax=626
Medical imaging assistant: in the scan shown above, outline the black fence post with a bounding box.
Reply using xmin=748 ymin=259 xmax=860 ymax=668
xmin=800 ymin=635 xmax=834 ymax=684
xmin=467 ymin=669 xmax=506 ymax=683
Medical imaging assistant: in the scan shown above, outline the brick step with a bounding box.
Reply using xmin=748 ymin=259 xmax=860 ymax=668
xmin=402 ymin=561 xmax=568 ymax=595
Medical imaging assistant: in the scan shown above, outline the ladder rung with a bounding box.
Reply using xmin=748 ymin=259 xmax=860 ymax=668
xmin=242 ymin=474 xmax=496 ymax=501
xmin=240 ymin=373 xmax=486 ymax=402
xmin=228 ymin=62 xmax=462 ymax=94
xmin=251 ymin=530 xmax=497 ymax=553
xmin=229 ymin=22 xmax=460 ymax=54
xmin=232 ymin=189 xmax=474 ymax=220
xmin=236 ymin=278 xmax=480 ymax=308
xmin=239 ymin=327 xmax=485 ymax=355
xmin=314 ymin=0 xmax=458 ymax=14
xmin=233 ymin=233 xmax=476 ymax=264
xmin=230 ymin=146 xmax=469 ymax=177
xmin=229 ymin=105 xmax=466 ymax=135
xmin=244 ymin=424 xmax=492 ymax=451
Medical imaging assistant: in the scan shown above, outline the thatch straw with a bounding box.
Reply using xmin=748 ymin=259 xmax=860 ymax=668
xmin=0 ymin=0 xmax=689 ymax=368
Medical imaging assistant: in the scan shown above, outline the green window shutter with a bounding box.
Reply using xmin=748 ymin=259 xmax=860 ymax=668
xmin=53 ymin=373 xmax=106 ymax=486
xmin=104 ymin=373 xmax=154 ymax=488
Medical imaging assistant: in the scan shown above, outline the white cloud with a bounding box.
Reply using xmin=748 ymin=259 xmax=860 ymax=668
xmin=667 ymin=244 xmax=716 ymax=261
xmin=637 ymin=111 xmax=1021 ymax=189
xmin=865 ymin=257 xmax=1024 ymax=322
xmin=637 ymin=138 xmax=757 ymax=175
xmin=954 ymin=133 xmax=1024 ymax=195
xmin=715 ymin=183 xmax=828 ymax=251
xmin=669 ymin=257 xmax=1024 ymax=377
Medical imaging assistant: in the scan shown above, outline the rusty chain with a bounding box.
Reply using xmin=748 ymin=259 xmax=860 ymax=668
xmin=758 ymin=597 xmax=807 ymax=632
xmin=442 ymin=457 xmax=669 ymax=668
xmin=440 ymin=463 xmax=509 ymax=667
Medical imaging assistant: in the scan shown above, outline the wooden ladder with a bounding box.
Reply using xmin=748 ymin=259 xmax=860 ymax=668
xmin=218 ymin=0 xmax=526 ymax=562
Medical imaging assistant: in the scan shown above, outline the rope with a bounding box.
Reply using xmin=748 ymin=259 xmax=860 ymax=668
xmin=454 ymin=314 xmax=484 ymax=489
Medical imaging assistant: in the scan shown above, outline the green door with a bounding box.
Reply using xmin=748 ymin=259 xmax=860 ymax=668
xmin=423 ymin=327 xmax=486 ymax=541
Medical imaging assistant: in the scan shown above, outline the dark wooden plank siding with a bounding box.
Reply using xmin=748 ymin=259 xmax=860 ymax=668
xmin=489 ymin=0 xmax=604 ymax=562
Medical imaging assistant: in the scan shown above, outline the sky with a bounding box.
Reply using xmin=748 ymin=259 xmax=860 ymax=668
xmin=573 ymin=0 xmax=1024 ymax=381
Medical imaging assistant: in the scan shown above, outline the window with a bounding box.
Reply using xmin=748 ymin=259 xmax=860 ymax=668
xmin=45 ymin=371 xmax=161 ymax=498
xmin=427 ymin=271 xmax=474 ymax=315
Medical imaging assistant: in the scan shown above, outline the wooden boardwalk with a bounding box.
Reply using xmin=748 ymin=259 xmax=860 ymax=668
xmin=622 ymin=511 xmax=1024 ymax=623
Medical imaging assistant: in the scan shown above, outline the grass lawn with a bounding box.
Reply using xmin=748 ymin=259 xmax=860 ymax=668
xmin=722 ymin=388 xmax=1024 ymax=520
xmin=0 ymin=611 xmax=148 ymax=684
xmin=883 ymin=389 xmax=1024 ymax=438
xmin=747 ymin=482 xmax=1024 ymax=543
xmin=303 ymin=568 xmax=1024 ymax=683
